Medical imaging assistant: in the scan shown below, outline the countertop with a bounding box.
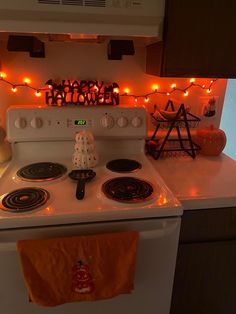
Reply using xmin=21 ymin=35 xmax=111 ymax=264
xmin=148 ymin=153 xmax=236 ymax=210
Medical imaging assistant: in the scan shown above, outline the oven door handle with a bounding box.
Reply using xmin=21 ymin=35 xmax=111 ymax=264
xmin=0 ymin=219 xmax=180 ymax=250
xmin=140 ymin=219 xmax=179 ymax=240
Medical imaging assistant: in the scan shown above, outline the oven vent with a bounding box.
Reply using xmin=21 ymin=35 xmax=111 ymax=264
xmin=38 ymin=0 xmax=106 ymax=7
xmin=61 ymin=0 xmax=83 ymax=5
xmin=38 ymin=0 xmax=60 ymax=4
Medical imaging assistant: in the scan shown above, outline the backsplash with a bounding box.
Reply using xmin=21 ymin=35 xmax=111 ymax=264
xmin=0 ymin=39 xmax=227 ymax=132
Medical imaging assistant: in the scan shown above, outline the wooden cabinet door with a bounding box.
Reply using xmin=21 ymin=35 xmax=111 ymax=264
xmin=171 ymin=241 xmax=236 ymax=314
xmin=146 ymin=0 xmax=236 ymax=77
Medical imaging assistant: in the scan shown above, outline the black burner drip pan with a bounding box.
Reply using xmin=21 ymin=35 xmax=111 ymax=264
xmin=102 ymin=176 xmax=154 ymax=203
xmin=1 ymin=187 xmax=50 ymax=213
xmin=106 ymin=159 xmax=142 ymax=173
xmin=17 ymin=162 xmax=67 ymax=182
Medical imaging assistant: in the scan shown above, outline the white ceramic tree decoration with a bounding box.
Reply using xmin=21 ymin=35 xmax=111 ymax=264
xmin=72 ymin=131 xmax=99 ymax=169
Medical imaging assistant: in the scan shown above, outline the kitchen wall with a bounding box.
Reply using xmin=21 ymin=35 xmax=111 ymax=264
xmin=0 ymin=38 xmax=227 ymax=133
xmin=220 ymin=79 xmax=236 ymax=160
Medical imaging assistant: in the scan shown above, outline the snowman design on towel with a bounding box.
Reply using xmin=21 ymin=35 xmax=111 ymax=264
xmin=72 ymin=260 xmax=94 ymax=294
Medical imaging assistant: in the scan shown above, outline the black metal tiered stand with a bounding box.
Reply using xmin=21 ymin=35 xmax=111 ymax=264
xmin=147 ymin=100 xmax=201 ymax=159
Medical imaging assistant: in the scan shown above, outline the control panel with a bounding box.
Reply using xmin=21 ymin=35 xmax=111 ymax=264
xmin=7 ymin=106 xmax=147 ymax=142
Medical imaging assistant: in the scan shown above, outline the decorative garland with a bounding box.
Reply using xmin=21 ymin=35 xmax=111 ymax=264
xmin=0 ymin=72 xmax=49 ymax=97
xmin=0 ymin=72 xmax=217 ymax=105
xmin=119 ymin=79 xmax=217 ymax=103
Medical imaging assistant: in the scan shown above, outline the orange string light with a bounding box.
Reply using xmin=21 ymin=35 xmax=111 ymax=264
xmin=23 ymin=77 xmax=31 ymax=84
xmin=152 ymin=84 xmax=159 ymax=91
xmin=35 ymin=91 xmax=42 ymax=97
xmin=120 ymin=79 xmax=217 ymax=103
xmin=0 ymin=72 xmax=51 ymax=97
xmin=0 ymin=72 xmax=7 ymax=79
xmin=184 ymin=91 xmax=189 ymax=97
xmin=0 ymin=72 xmax=217 ymax=101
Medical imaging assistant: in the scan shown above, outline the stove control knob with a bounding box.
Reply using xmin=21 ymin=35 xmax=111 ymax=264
xmin=14 ymin=117 xmax=27 ymax=129
xmin=131 ymin=116 xmax=143 ymax=128
xmin=31 ymin=117 xmax=43 ymax=129
xmin=100 ymin=115 xmax=114 ymax=129
xmin=117 ymin=116 xmax=128 ymax=128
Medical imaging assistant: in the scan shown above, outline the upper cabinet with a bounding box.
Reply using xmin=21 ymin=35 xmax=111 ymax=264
xmin=146 ymin=0 xmax=236 ymax=78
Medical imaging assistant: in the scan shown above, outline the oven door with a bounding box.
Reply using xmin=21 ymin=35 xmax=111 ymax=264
xmin=0 ymin=217 xmax=180 ymax=314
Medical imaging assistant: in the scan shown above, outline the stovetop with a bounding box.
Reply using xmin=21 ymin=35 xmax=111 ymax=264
xmin=0 ymin=153 xmax=182 ymax=229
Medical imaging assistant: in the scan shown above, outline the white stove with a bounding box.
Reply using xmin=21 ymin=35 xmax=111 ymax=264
xmin=0 ymin=105 xmax=182 ymax=314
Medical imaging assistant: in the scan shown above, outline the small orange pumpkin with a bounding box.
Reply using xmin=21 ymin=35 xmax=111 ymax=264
xmin=195 ymin=125 xmax=226 ymax=156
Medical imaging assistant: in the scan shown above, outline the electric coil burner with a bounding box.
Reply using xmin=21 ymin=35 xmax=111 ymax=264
xmin=17 ymin=162 xmax=67 ymax=181
xmin=102 ymin=177 xmax=154 ymax=203
xmin=106 ymin=159 xmax=142 ymax=173
xmin=0 ymin=187 xmax=50 ymax=213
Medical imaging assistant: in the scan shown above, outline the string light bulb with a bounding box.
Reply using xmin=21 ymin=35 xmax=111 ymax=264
xmin=124 ymin=88 xmax=130 ymax=94
xmin=166 ymin=92 xmax=170 ymax=96
xmin=0 ymin=72 xmax=7 ymax=79
xmin=144 ymin=97 xmax=149 ymax=103
xmin=190 ymin=78 xmax=196 ymax=83
xmin=152 ymin=84 xmax=159 ymax=91
xmin=113 ymin=87 xmax=119 ymax=94
xmin=135 ymin=98 xmax=138 ymax=103
xmin=11 ymin=86 xmax=17 ymax=93
xmin=24 ymin=77 xmax=31 ymax=85
xmin=35 ymin=90 xmax=42 ymax=97
xmin=171 ymin=83 xmax=176 ymax=89
xmin=184 ymin=91 xmax=189 ymax=97
xmin=206 ymin=89 xmax=211 ymax=94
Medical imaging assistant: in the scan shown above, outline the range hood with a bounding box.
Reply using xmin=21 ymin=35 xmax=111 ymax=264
xmin=0 ymin=0 xmax=165 ymax=38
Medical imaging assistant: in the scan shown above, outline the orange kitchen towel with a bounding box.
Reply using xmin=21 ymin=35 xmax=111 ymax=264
xmin=17 ymin=231 xmax=139 ymax=307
